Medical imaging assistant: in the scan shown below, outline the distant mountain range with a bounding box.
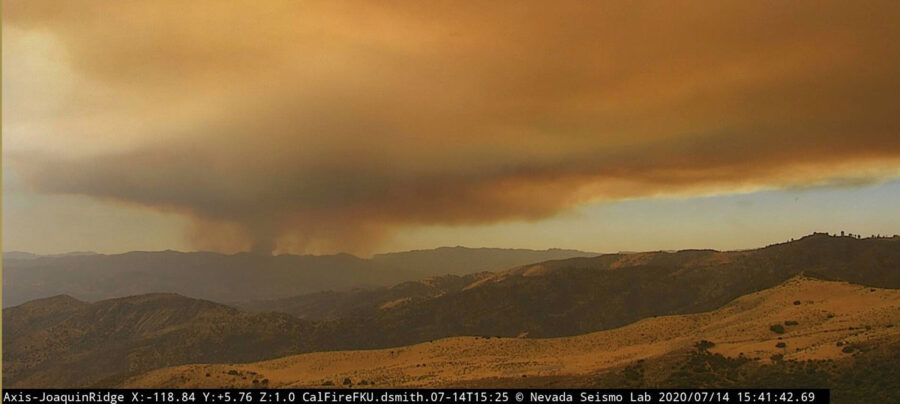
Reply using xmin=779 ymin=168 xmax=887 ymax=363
xmin=4 ymin=234 xmax=899 ymax=388
xmin=2 ymin=247 xmax=599 ymax=307
xmin=3 ymin=251 xmax=98 ymax=260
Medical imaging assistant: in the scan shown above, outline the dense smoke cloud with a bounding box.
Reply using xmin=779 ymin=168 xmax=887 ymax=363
xmin=5 ymin=1 xmax=900 ymax=254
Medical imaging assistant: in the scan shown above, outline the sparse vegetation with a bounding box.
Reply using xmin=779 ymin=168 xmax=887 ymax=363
xmin=7 ymin=235 xmax=900 ymax=394
xmin=622 ymin=364 xmax=645 ymax=387
xmin=695 ymin=340 xmax=716 ymax=352
xmin=590 ymin=343 xmax=900 ymax=403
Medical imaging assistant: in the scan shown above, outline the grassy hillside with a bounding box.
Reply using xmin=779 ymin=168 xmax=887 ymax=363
xmin=121 ymin=277 xmax=900 ymax=396
xmin=309 ymin=234 xmax=900 ymax=349
xmin=5 ymin=235 xmax=899 ymax=388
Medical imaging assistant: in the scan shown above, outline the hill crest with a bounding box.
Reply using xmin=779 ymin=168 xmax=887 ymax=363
xmin=121 ymin=276 xmax=900 ymax=388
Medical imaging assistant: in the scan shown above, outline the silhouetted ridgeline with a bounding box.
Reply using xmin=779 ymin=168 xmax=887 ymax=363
xmin=371 ymin=247 xmax=601 ymax=276
xmin=2 ymin=247 xmax=598 ymax=307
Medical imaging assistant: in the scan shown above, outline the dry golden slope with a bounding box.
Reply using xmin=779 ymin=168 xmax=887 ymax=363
xmin=122 ymin=277 xmax=900 ymax=388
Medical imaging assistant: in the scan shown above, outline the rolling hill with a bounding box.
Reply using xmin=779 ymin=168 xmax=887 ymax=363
xmin=235 ymin=272 xmax=492 ymax=320
xmin=290 ymin=234 xmax=900 ymax=349
xmin=2 ymin=293 xmax=324 ymax=388
xmin=121 ymin=277 xmax=900 ymax=392
xmin=4 ymin=234 xmax=899 ymax=388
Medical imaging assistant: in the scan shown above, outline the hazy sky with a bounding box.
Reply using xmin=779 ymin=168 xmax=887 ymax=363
xmin=3 ymin=1 xmax=900 ymax=255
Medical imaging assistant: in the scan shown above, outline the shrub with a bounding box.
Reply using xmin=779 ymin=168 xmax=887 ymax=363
xmin=322 ymin=380 xmax=334 ymax=386
xmin=842 ymin=346 xmax=855 ymax=354
xmin=776 ymin=342 xmax=787 ymax=348
xmin=343 ymin=377 xmax=352 ymax=385
xmin=793 ymin=300 xmax=802 ymax=306
xmin=785 ymin=320 xmax=799 ymax=326
xmin=695 ymin=340 xmax=716 ymax=352
xmin=771 ymin=354 xmax=784 ymax=362
xmin=770 ymin=324 xmax=787 ymax=334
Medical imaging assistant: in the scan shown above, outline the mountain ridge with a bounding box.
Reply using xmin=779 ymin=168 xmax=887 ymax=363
xmin=2 ymin=246 xmax=600 ymax=307
xmin=121 ymin=276 xmax=900 ymax=389
xmin=5 ymin=235 xmax=899 ymax=388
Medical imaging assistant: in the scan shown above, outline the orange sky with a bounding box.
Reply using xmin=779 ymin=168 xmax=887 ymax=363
xmin=4 ymin=1 xmax=900 ymax=254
